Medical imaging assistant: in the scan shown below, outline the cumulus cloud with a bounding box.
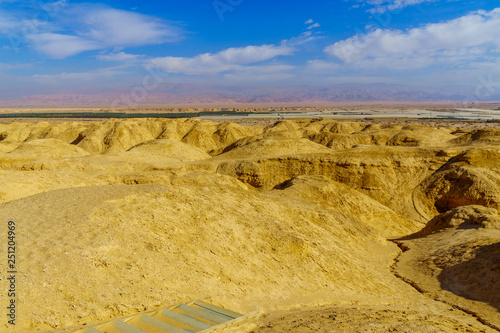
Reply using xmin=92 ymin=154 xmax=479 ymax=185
xmin=149 ymin=44 xmax=294 ymax=75
xmin=325 ymin=8 xmax=500 ymax=69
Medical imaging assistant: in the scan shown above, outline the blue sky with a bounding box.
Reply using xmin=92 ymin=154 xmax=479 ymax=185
xmin=0 ymin=0 xmax=499 ymax=100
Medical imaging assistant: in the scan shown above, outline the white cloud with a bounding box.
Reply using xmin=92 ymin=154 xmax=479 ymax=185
xmin=82 ymin=8 xmax=180 ymax=47
xmin=354 ymin=0 xmax=435 ymax=13
xmin=306 ymin=60 xmax=342 ymax=73
xmin=8 ymin=4 xmax=182 ymax=58
xmin=97 ymin=52 xmax=142 ymax=62
xmin=305 ymin=19 xmax=314 ymax=24
xmin=28 ymin=33 xmax=100 ymax=59
xmin=282 ymin=20 xmax=323 ymax=47
xmin=149 ymin=44 xmax=294 ymax=75
xmin=325 ymin=8 xmax=500 ymax=69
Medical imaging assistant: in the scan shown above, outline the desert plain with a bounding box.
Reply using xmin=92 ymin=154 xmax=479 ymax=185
xmin=0 ymin=113 xmax=499 ymax=332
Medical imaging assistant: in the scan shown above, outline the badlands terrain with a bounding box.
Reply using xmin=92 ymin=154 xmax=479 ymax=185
xmin=0 ymin=117 xmax=499 ymax=332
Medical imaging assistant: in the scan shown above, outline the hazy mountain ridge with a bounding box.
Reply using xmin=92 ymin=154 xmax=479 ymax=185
xmin=0 ymin=83 xmax=492 ymax=108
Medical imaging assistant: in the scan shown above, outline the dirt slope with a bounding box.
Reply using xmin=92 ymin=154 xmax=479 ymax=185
xmin=0 ymin=118 xmax=499 ymax=333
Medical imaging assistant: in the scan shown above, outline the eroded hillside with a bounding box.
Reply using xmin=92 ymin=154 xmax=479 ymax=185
xmin=0 ymin=118 xmax=498 ymax=332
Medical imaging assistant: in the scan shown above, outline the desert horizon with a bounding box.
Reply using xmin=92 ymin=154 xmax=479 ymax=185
xmin=1 ymin=0 xmax=500 ymax=332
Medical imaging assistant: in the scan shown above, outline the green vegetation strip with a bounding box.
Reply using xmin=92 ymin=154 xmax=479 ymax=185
xmin=0 ymin=111 xmax=251 ymax=119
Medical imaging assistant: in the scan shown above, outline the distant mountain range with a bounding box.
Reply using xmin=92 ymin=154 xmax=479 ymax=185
xmin=1 ymin=83 xmax=498 ymax=108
